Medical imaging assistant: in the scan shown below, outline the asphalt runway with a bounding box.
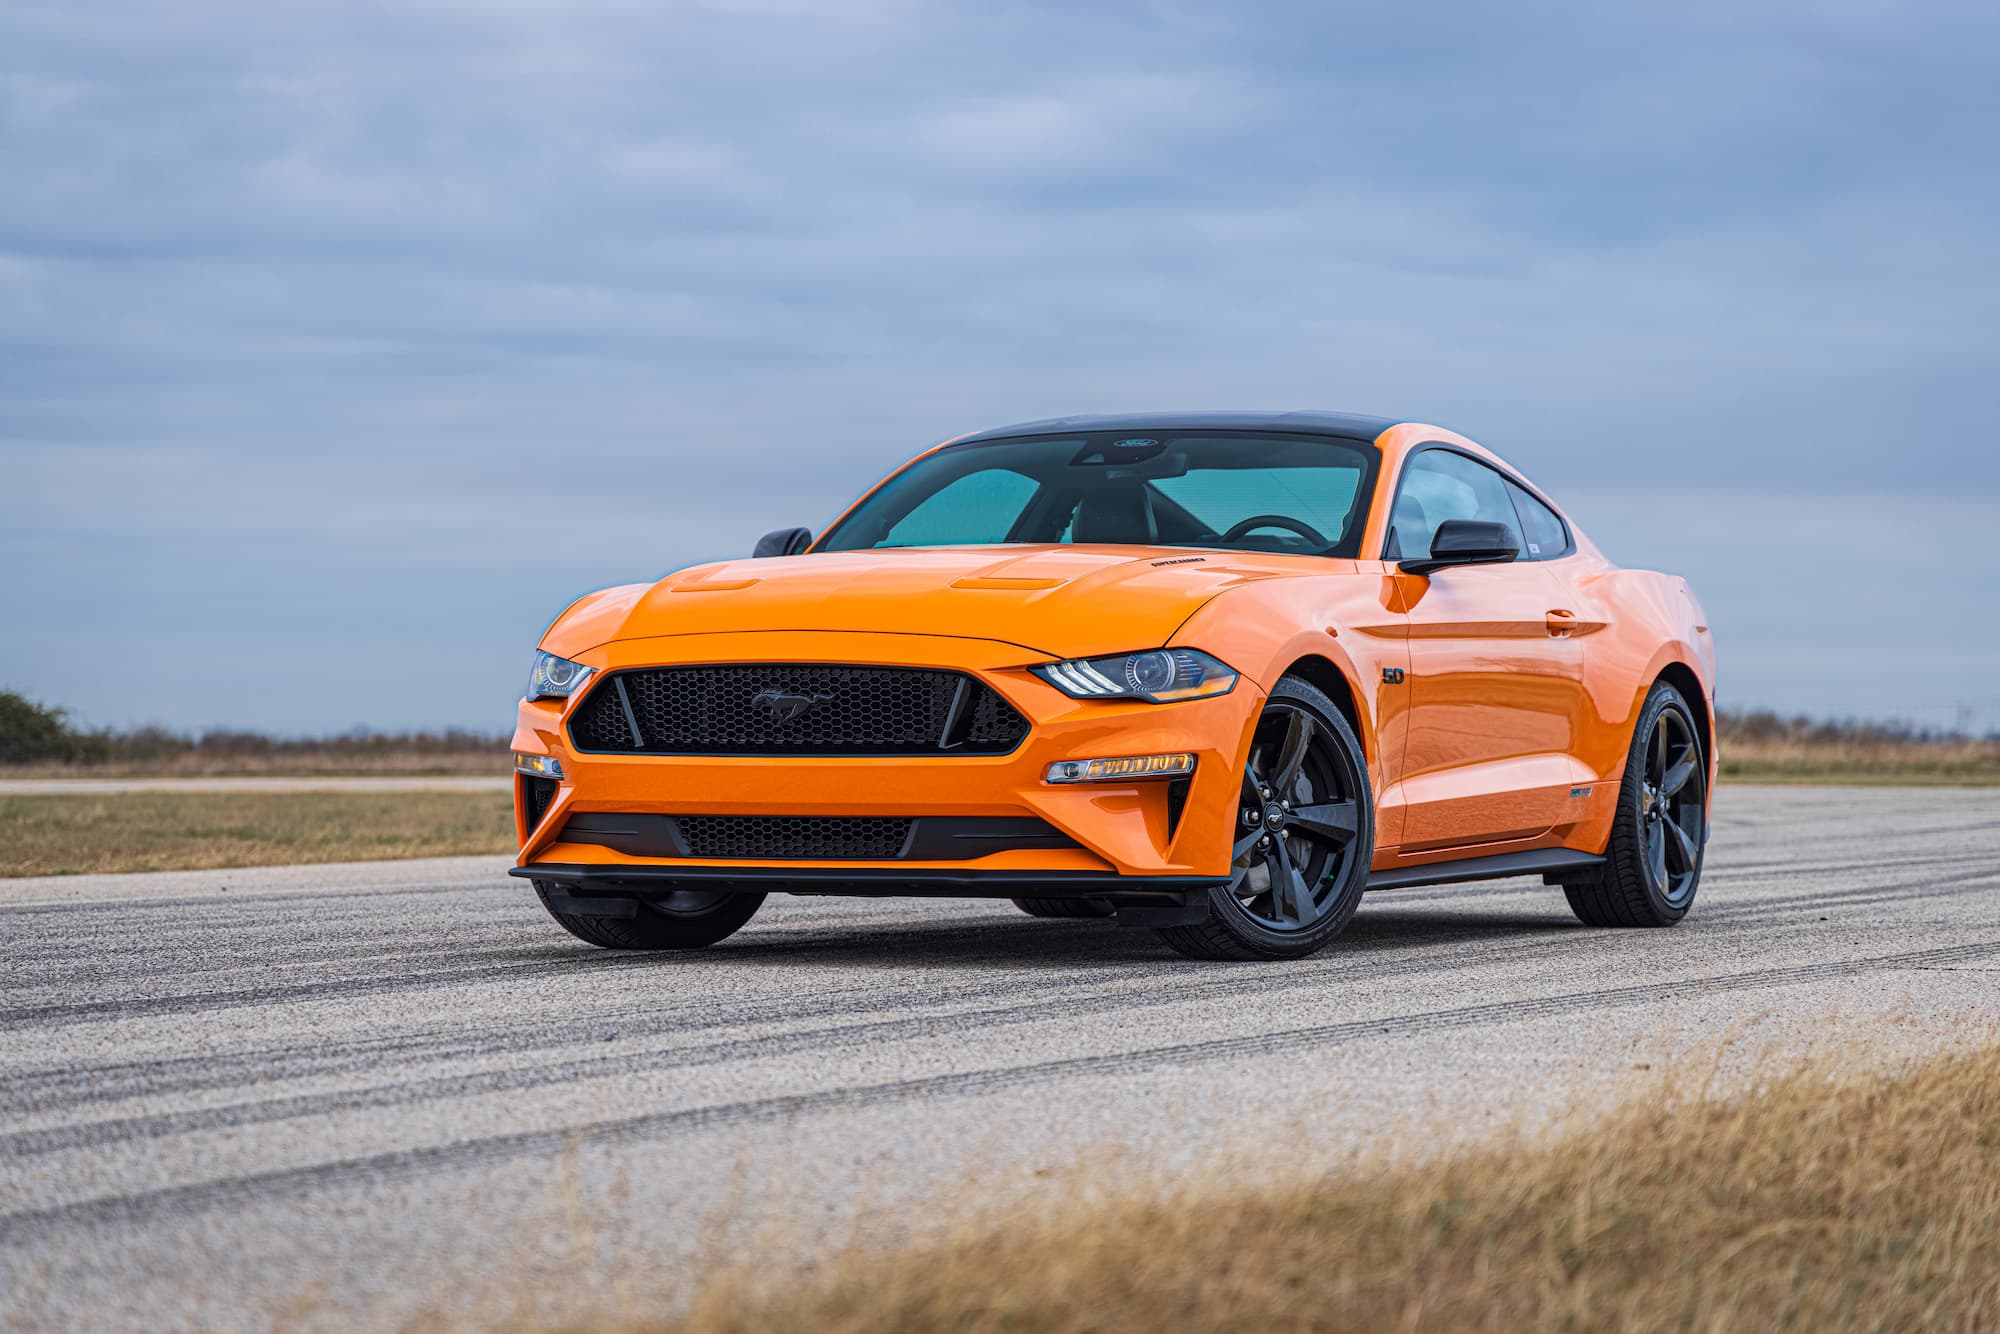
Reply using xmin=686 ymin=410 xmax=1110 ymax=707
xmin=4 ymin=786 xmax=1998 ymax=1330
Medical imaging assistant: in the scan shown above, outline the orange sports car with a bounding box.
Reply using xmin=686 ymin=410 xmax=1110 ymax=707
xmin=511 ymin=412 xmax=1715 ymax=960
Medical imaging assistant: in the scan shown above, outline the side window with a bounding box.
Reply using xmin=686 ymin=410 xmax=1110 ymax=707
xmin=880 ymin=469 xmax=1038 ymax=547
xmin=1505 ymin=480 xmax=1570 ymax=560
xmin=1388 ymin=449 xmax=1524 ymax=561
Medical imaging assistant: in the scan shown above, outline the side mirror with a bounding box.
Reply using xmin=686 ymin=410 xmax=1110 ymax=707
xmin=1400 ymin=519 xmax=1520 ymax=576
xmin=753 ymin=527 xmax=814 ymax=558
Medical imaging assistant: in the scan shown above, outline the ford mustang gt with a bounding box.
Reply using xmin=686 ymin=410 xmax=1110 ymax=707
xmin=510 ymin=411 xmax=1715 ymax=960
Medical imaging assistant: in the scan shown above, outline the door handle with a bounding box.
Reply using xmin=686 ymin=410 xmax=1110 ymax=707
xmin=1545 ymin=609 xmax=1577 ymax=637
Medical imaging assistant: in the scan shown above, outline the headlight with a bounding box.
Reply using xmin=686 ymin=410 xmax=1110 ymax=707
xmin=1032 ymin=648 xmax=1237 ymax=703
xmin=527 ymin=651 xmax=594 ymax=700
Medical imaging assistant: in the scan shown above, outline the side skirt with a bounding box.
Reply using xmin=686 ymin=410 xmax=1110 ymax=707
xmin=1365 ymin=848 xmax=1604 ymax=892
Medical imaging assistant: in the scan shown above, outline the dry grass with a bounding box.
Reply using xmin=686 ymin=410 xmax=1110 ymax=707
xmin=1718 ymin=711 xmax=2000 ymax=786
xmin=611 ymin=1045 xmax=2000 ymax=1334
xmin=0 ymin=791 xmax=513 ymax=876
xmin=2 ymin=747 xmax=505 ymax=779
xmin=1719 ymin=734 xmax=2000 ymax=785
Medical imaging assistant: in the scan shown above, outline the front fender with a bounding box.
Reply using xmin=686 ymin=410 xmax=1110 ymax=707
xmin=1168 ymin=569 xmax=1411 ymax=814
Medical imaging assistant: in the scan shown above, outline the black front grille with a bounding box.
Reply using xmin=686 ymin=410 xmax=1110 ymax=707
xmin=678 ymin=816 xmax=913 ymax=860
xmin=569 ymin=665 xmax=1029 ymax=756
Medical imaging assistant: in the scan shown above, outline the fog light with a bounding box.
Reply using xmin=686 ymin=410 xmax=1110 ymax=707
xmin=514 ymin=752 xmax=564 ymax=779
xmin=1045 ymin=752 xmax=1196 ymax=784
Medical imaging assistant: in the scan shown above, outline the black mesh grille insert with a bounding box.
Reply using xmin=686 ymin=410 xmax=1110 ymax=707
xmin=568 ymin=665 xmax=1029 ymax=756
xmin=521 ymin=776 xmax=558 ymax=832
xmin=678 ymin=816 xmax=912 ymax=861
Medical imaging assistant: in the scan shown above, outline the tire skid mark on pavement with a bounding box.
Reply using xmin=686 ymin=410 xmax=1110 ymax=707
xmin=1703 ymin=868 xmax=2000 ymax=917
xmin=1 ymin=897 xmax=930 ymax=976
xmin=1701 ymin=846 xmax=2000 ymax=880
xmin=9 ymin=861 xmax=1998 ymax=1121
xmin=0 ymin=897 xmax=1963 ymax=1152
xmin=1 ymin=914 xmax=1592 ymax=1119
xmin=1382 ymin=846 xmax=2000 ymax=904
xmin=0 ymin=922 xmax=1607 ymax=1153
xmin=0 ymin=914 xmax=1124 ymax=1031
xmin=6 ymin=936 xmax=1997 ymax=1241
xmin=6 ymin=932 xmax=575 ymax=992
xmin=0 ymin=879 xmax=498 ymax=918
xmin=19 ymin=836 xmax=2000 ymax=1000
xmin=0 ymin=879 xmax=1598 ymax=1033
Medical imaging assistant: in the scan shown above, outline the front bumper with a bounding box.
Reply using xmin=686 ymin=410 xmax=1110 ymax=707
xmin=511 ymin=630 xmax=1258 ymax=885
xmin=517 ymin=863 xmax=1223 ymax=927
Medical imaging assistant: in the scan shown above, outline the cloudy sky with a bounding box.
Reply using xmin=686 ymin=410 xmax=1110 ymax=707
xmin=3 ymin=0 xmax=1997 ymax=734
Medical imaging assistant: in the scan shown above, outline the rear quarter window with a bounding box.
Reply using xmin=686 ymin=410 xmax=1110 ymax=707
xmin=1505 ymin=480 xmax=1571 ymax=560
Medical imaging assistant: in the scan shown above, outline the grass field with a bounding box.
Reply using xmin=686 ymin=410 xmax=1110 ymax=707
xmin=0 ymin=749 xmax=503 ymax=779
xmin=3 ymin=750 xmax=1998 ymax=876
xmin=0 ymin=791 xmax=514 ymax=876
xmin=640 ymin=1043 xmax=2000 ymax=1334
xmin=1721 ymin=736 xmax=2000 ymax=786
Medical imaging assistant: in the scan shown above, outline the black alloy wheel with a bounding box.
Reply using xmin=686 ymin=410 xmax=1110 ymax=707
xmin=1160 ymin=676 xmax=1374 ymax=960
xmin=1229 ymin=703 xmax=1363 ymax=928
xmin=1562 ymin=680 xmax=1707 ymax=928
xmin=1638 ymin=705 xmax=1705 ymax=907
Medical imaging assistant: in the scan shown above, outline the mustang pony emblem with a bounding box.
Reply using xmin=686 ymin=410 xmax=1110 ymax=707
xmin=751 ymin=688 xmax=834 ymax=723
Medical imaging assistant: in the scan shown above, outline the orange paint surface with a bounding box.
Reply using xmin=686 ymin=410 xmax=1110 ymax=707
xmin=514 ymin=421 xmax=1715 ymax=884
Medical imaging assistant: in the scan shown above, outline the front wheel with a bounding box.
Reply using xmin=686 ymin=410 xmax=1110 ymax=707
xmin=1562 ymin=681 xmax=1708 ymax=927
xmin=1158 ymin=676 xmax=1375 ymax=961
xmin=535 ymin=882 xmax=765 ymax=949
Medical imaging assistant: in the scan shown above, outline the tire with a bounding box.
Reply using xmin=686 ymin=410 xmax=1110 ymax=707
xmin=1563 ymin=681 xmax=1708 ymax=927
xmin=1158 ymin=675 xmax=1375 ymax=961
xmin=535 ymin=881 xmax=765 ymax=950
xmin=1011 ymin=897 xmax=1117 ymax=919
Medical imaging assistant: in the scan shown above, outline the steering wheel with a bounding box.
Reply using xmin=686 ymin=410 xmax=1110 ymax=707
xmin=1219 ymin=514 xmax=1329 ymax=546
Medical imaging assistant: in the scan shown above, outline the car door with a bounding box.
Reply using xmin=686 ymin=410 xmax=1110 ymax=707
xmin=1387 ymin=447 xmax=1590 ymax=852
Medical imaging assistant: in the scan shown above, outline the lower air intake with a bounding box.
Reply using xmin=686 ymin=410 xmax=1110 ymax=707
xmin=677 ymin=816 xmax=913 ymax=861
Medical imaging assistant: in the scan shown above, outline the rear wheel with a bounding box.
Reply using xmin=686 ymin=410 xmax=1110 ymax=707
xmin=1158 ymin=676 xmax=1374 ymax=961
xmin=1011 ymin=897 xmax=1116 ymax=919
xmin=1562 ymin=681 xmax=1707 ymax=927
xmin=535 ymin=882 xmax=765 ymax=949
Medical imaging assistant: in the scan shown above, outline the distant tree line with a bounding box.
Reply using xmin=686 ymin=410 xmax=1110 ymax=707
xmin=0 ymin=690 xmax=504 ymax=766
xmin=1718 ymin=708 xmax=1996 ymax=746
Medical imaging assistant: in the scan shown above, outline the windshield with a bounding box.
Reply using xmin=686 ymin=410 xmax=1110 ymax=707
xmin=817 ymin=431 xmax=1381 ymax=557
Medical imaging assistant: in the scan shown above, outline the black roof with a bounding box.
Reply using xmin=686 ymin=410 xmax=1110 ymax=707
xmin=949 ymin=409 xmax=1402 ymax=446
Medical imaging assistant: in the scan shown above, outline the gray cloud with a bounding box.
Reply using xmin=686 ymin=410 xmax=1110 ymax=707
xmin=3 ymin=0 xmax=1996 ymax=730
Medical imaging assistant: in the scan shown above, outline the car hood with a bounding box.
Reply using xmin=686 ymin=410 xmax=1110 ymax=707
xmin=551 ymin=546 xmax=1319 ymax=661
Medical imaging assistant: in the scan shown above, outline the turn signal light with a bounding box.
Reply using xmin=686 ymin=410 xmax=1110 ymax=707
xmin=1045 ymin=752 xmax=1195 ymax=784
xmin=514 ymin=752 xmax=564 ymax=779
